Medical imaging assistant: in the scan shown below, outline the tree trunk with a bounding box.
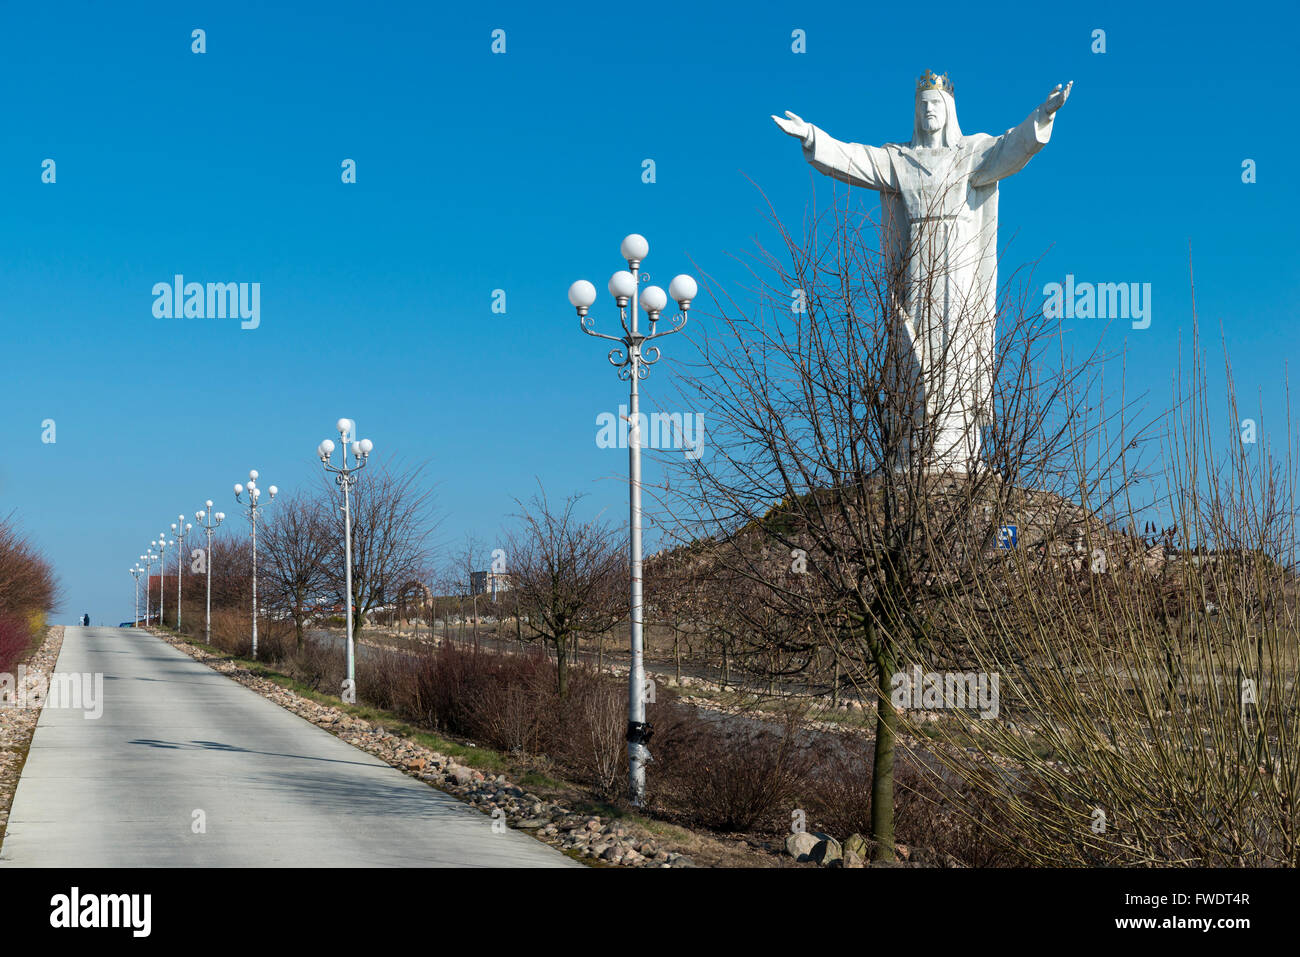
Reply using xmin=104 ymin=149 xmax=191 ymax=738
xmin=556 ymin=635 xmax=569 ymax=697
xmin=870 ymin=633 xmax=897 ymax=863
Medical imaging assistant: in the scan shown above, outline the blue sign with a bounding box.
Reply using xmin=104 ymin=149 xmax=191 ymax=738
xmin=996 ymin=525 xmax=1018 ymax=549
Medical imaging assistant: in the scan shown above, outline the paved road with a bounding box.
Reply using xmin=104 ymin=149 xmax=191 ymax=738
xmin=0 ymin=627 xmax=578 ymax=867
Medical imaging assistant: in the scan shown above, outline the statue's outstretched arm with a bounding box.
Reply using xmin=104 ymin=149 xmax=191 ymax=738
xmin=772 ymin=110 xmax=895 ymax=192
xmin=1043 ymin=82 xmax=1073 ymax=116
xmin=772 ymin=110 xmax=815 ymax=148
xmin=970 ymin=82 xmax=1072 ymax=187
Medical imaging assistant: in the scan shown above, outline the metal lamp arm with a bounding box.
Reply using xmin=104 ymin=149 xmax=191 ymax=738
xmin=643 ymin=311 xmax=689 ymax=342
xmin=579 ymin=315 xmax=628 ymax=345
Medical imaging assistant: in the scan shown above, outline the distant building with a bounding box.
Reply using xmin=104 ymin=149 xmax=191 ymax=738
xmin=470 ymin=571 xmax=512 ymax=598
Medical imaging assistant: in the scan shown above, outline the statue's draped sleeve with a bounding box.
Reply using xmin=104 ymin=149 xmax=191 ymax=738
xmin=969 ymin=104 xmax=1055 ymax=187
xmin=802 ymin=126 xmax=898 ymax=193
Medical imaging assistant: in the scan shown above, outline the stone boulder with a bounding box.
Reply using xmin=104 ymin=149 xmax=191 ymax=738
xmin=786 ymin=831 xmax=819 ymax=861
xmin=843 ymin=833 xmax=869 ymax=860
xmin=810 ymin=834 xmax=842 ymax=866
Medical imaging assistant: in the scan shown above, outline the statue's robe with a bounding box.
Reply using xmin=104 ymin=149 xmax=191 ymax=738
xmin=802 ymin=104 xmax=1055 ymax=471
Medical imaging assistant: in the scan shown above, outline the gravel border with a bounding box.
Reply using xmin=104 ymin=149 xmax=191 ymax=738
xmin=0 ymin=625 xmax=65 ymax=847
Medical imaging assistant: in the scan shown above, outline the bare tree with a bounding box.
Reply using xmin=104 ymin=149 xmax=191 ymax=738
xmin=203 ymin=536 xmax=254 ymax=613
xmin=657 ymin=186 xmax=1138 ymax=860
xmin=646 ymin=543 xmax=712 ymax=685
xmin=320 ymin=458 xmax=438 ymax=638
xmin=454 ymin=533 xmax=488 ymax=648
xmin=506 ymin=488 xmax=628 ymax=696
xmin=260 ymin=492 xmax=332 ymax=648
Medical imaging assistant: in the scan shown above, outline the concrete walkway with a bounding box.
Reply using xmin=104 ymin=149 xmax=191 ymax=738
xmin=0 ymin=626 xmax=579 ymax=867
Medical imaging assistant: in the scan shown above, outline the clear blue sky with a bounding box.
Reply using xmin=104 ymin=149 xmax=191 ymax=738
xmin=2 ymin=0 xmax=1295 ymax=623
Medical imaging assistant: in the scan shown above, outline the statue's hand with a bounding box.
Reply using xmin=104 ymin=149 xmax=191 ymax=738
xmin=1043 ymin=81 xmax=1073 ymax=115
xmin=772 ymin=110 xmax=814 ymax=147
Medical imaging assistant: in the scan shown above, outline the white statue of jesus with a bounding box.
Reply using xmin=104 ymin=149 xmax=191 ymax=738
xmin=774 ymin=72 xmax=1072 ymax=473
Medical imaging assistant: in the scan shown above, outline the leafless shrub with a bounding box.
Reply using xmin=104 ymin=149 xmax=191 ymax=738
xmin=285 ymin=635 xmax=347 ymax=693
xmin=464 ymin=651 xmax=553 ymax=755
xmin=208 ymin=607 xmax=253 ymax=657
xmin=921 ymin=318 xmax=1300 ymax=866
xmin=0 ymin=513 xmax=58 ymax=621
xmin=649 ymin=697 xmax=817 ymax=832
xmin=553 ymin=668 xmax=627 ymax=799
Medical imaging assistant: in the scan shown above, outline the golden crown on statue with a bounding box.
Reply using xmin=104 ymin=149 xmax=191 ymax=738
xmin=916 ymin=70 xmax=955 ymax=96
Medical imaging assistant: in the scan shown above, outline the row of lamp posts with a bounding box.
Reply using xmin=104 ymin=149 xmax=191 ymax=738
xmin=127 ymin=419 xmax=370 ymax=681
xmin=129 ymin=482 xmax=262 ymax=655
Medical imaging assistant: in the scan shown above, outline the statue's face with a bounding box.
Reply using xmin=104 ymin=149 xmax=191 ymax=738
xmin=918 ymin=91 xmax=946 ymax=133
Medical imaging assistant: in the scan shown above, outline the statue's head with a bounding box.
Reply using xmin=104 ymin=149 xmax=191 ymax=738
xmin=912 ymin=71 xmax=962 ymax=147
xmin=918 ymin=90 xmax=947 ymax=134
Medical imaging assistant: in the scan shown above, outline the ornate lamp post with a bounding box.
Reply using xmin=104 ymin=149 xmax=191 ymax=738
xmin=318 ymin=419 xmax=373 ymax=702
xmin=130 ymin=564 xmax=145 ymax=626
xmin=170 ymin=514 xmax=193 ymax=630
xmin=234 ymin=471 xmax=276 ymax=659
xmin=567 ymin=233 xmax=696 ymax=806
xmin=194 ymin=501 xmax=225 ymax=645
xmin=152 ymin=534 xmax=174 ymax=628
xmin=141 ymin=550 xmax=158 ymax=625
